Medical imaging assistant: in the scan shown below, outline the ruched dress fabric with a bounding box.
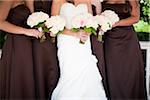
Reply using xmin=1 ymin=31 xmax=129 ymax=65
xmin=33 ymin=1 xmax=60 ymax=99
xmin=0 ymin=4 xmax=36 ymax=99
xmin=0 ymin=3 xmax=60 ymax=99
xmin=102 ymin=2 xmax=147 ymax=99
xmin=51 ymin=3 xmax=107 ymax=100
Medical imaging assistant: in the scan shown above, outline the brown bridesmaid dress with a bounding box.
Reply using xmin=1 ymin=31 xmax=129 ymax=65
xmin=0 ymin=4 xmax=36 ymax=99
xmin=0 ymin=2 xmax=60 ymax=99
xmin=91 ymin=4 xmax=109 ymax=97
xmin=33 ymin=0 xmax=59 ymax=99
xmin=102 ymin=1 xmax=147 ymax=99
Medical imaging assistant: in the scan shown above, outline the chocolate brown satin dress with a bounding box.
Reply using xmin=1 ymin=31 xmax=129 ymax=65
xmin=0 ymin=4 xmax=36 ymax=99
xmin=33 ymin=1 xmax=59 ymax=99
xmin=91 ymin=5 xmax=109 ymax=97
xmin=102 ymin=2 xmax=147 ymax=99
xmin=0 ymin=2 xmax=59 ymax=99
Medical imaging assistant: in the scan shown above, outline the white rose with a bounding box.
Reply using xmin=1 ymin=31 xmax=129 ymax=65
xmin=46 ymin=16 xmax=65 ymax=29
xmin=101 ymin=22 xmax=111 ymax=32
xmin=27 ymin=11 xmax=49 ymax=27
xmin=86 ymin=16 xmax=98 ymax=29
xmin=45 ymin=15 xmax=65 ymax=34
xmin=50 ymin=26 xmax=59 ymax=35
xmin=101 ymin=10 xmax=119 ymax=25
xmin=71 ymin=13 xmax=93 ymax=28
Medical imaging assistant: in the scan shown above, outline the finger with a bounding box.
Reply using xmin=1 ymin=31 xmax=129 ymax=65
xmin=34 ymin=33 xmax=39 ymax=39
xmin=34 ymin=34 xmax=38 ymax=39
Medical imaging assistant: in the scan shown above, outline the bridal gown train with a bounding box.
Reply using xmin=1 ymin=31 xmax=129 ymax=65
xmin=51 ymin=3 xmax=107 ymax=100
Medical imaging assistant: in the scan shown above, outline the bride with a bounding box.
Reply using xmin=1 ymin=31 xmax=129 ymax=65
xmin=51 ymin=0 xmax=107 ymax=99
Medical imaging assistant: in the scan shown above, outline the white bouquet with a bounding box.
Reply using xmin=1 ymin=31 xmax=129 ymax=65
xmin=27 ymin=12 xmax=66 ymax=43
xmin=94 ymin=15 xmax=112 ymax=32
xmin=101 ymin=10 xmax=120 ymax=25
xmin=94 ymin=10 xmax=119 ymax=41
xmin=45 ymin=15 xmax=66 ymax=37
xmin=27 ymin=11 xmax=49 ymax=42
xmin=71 ymin=13 xmax=98 ymax=34
xmin=71 ymin=13 xmax=98 ymax=43
xmin=27 ymin=11 xmax=49 ymax=28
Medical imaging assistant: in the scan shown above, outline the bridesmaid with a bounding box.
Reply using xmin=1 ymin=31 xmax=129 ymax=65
xmin=0 ymin=0 xmax=42 ymax=99
xmin=91 ymin=0 xmax=109 ymax=97
xmin=102 ymin=0 xmax=147 ymax=99
xmin=28 ymin=0 xmax=60 ymax=99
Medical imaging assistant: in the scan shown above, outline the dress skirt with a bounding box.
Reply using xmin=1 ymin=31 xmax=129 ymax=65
xmin=51 ymin=34 xmax=107 ymax=100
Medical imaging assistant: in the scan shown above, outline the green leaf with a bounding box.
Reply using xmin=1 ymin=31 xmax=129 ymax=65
xmin=34 ymin=22 xmax=45 ymax=28
xmin=84 ymin=27 xmax=92 ymax=33
xmin=71 ymin=28 xmax=80 ymax=32
xmin=43 ymin=28 xmax=49 ymax=33
xmin=84 ymin=27 xmax=97 ymax=35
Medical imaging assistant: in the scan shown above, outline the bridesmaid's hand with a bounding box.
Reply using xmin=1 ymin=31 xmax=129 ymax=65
xmin=24 ymin=29 xmax=43 ymax=38
xmin=49 ymin=32 xmax=56 ymax=37
xmin=112 ymin=21 xmax=119 ymax=28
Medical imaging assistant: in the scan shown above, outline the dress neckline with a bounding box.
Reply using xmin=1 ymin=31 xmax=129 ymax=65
xmin=63 ymin=2 xmax=87 ymax=8
xmin=11 ymin=4 xmax=26 ymax=11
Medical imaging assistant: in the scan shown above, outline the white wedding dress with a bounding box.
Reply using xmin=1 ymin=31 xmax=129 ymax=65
xmin=51 ymin=3 xmax=107 ymax=100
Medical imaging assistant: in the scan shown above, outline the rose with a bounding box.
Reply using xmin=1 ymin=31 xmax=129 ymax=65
xmin=71 ymin=13 xmax=98 ymax=34
xmin=27 ymin=11 xmax=49 ymax=42
xmin=45 ymin=15 xmax=66 ymax=37
xmin=101 ymin=10 xmax=120 ymax=25
xmin=27 ymin=11 xmax=49 ymax=28
xmin=71 ymin=13 xmax=98 ymax=43
xmin=71 ymin=13 xmax=92 ymax=29
xmin=94 ymin=15 xmax=112 ymax=32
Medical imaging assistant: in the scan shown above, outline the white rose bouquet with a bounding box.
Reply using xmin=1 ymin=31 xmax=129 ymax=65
xmin=71 ymin=13 xmax=98 ymax=34
xmin=94 ymin=10 xmax=119 ymax=41
xmin=101 ymin=10 xmax=120 ymax=25
xmin=71 ymin=13 xmax=98 ymax=43
xmin=27 ymin=12 xmax=66 ymax=43
xmin=27 ymin=11 xmax=49 ymax=42
xmin=45 ymin=15 xmax=66 ymax=37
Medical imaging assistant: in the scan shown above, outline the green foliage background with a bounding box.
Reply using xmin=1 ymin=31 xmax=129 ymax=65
xmin=133 ymin=0 xmax=150 ymax=41
xmin=0 ymin=0 xmax=150 ymax=48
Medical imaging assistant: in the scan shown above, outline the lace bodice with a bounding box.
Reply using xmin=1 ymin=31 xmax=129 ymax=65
xmin=60 ymin=3 xmax=88 ymax=29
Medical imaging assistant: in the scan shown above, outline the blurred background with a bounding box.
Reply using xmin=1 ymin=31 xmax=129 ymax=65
xmin=0 ymin=0 xmax=150 ymax=99
xmin=133 ymin=0 xmax=150 ymax=99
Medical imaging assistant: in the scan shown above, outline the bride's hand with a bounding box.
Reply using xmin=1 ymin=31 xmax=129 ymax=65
xmin=76 ymin=30 xmax=89 ymax=43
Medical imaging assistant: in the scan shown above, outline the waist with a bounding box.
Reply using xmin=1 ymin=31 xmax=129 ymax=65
xmin=112 ymin=26 xmax=133 ymax=30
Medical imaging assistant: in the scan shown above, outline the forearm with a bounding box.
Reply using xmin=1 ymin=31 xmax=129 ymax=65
xmin=114 ymin=16 xmax=140 ymax=27
xmin=92 ymin=0 xmax=101 ymax=15
xmin=114 ymin=0 xmax=140 ymax=27
xmin=0 ymin=21 xmax=27 ymax=35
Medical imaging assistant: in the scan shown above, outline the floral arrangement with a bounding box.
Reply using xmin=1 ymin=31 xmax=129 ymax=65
xmin=71 ymin=13 xmax=98 ymax=43
xmin=94 ymin=10 xmax=120 ymax=41
xmin=27 ymin=11 xmax=66 ymax=42
xmin=101 ymin=10 xmax=120 ymax=26
xmin=27 ymin=11 xmax=49 ymax=28
xmin=45 ymin=15 xmax=66 ymax=37
xmin=71 ymin=13 xmax=98 ymax=35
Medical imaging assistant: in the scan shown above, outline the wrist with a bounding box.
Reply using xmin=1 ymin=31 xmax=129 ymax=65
xmin=113 ymin=21 xmax=119 ymax=27
xmin=20 ymin=28 xmax=28 ymax=35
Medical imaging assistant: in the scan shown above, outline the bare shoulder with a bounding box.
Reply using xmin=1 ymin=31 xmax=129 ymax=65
xmin=128 ymin=0 xmax=139 ymax=6
xmin=0 ymin=0 xmax=14 ymax=9
xmin=0 ymin=0 xmax=13 ymax=5
xmin=53 ymin=0 xmax=64 ymax=3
